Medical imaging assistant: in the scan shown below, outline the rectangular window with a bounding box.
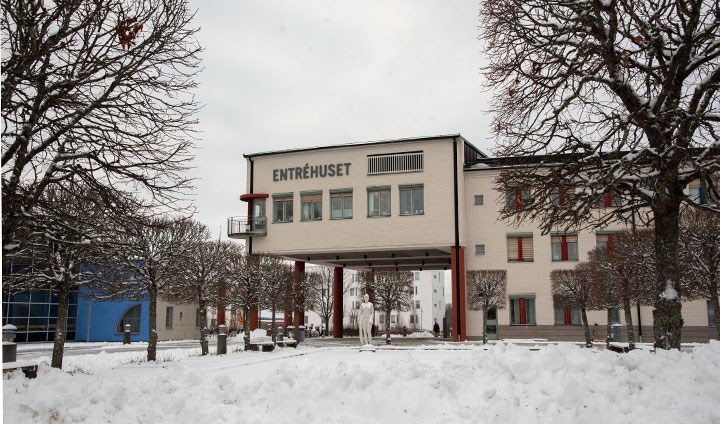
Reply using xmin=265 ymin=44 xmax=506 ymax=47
xmin=390 ymin=315 xmax=396 ymax=324
xmin=507 ymin=234 xmax=534 ymax=262
xmin=414 ymin=272 xmax=420 ymax=281
xmin=554 ymin=308 xmax=582 ymax=325
xmin=475 ymin=244 xmax=485 ymax=255
xmin=165 ymin=306 xmax=173 ymax=329
xmin=708 ymin=301 xmax=716 ymax=326
xmin=550 ymin=186 xmax=573 ymax=207
xmin=379 ymin=315 xmax=385 ymax=324
xmin=510 ymin=296 xmax=536 ymax=325
xmin=273 ymin=194 xmax=293 ymax=223
xmin=367 ymin=186 xmax=391 ymax=217
xmin=301 ymin=191 xmax=322 ymax=221
xmin=609 ymin=308 xmax=620 ymax=324
xmin=474 ymin=195 xmax=484 ymax=205
xmin=367 ymin=151 xmax=423 ymax=175
xmin=330 ymin=189 xmax=353 ymax=219
xmin=505 ymin=186 xmax=531 ymax=211
xmin=409 ymin=315 xmax=416 ymax=324
xmin=688 ymin=179 xmax=717 ymax=205
xmin=415 ymin=300 xmax=421 ymax=309
xmin=551 ymin=234 xmax=579 ymax=261
xmin=399 ymin=185 xmax=424 ymax=215
xmin=596 ymin=233 xmax=617 ymax=251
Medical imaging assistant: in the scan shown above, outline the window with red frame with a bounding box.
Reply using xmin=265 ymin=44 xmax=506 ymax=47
xmin=551 ymin=234 xmax=579 ymax=261
xmin=505 ymin=186 xmax=532 ymax=211
xmin=507 ymin=234 xmax=534 ymax=262
xmin=596 ymin=233 xmax=616 ymax=251
xmin=510 ymin=296 xmax=536 ymax=325
xmin=554 ymin=307 xmax=581 ymax=325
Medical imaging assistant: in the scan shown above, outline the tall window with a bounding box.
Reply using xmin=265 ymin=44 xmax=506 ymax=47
xmin=505 ymin=186 xmax=531 ymax=211
xmin=554 ymin=308 xmax=581 ymax=325
xmin=301 ymin=191 xmax=322 ymax=221
xmin=273 ymin=194 xmax=293 ymax=223
xmin=510 ymin=296 xmax=536 ymax=325
xmin=367 ymin=186 xmax=391 ymax=217
xmin=330 ymin=189 xmax=353 ymax=219
xmin=415 ymin=300 xmax=421 ymax=309
xmin=399 ymin=185 xmax=424 ymax=215
xmin=507 ymin=234 xmax=534 ymax=262
xmin=165 ymin=306 xmax=173 ymax=329
xmin=115 ymin=304 xmax=141 ymax=333
xmin=413 ymin=272 xmax=420 ymax=281
xmin=551 ymin=234 xmax=579 ymax=261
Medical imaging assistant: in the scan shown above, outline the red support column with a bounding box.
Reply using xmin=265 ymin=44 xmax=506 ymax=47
xmin=451 ymin=246 xmax=467 ymax=342
xmin=333 ymin=267 xmax=344 ymax=338
xmin=249 ymin=304 xmax=259 ymax=331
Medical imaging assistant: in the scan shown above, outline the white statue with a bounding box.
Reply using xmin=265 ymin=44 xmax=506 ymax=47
xmin=358 ymin=293 xmax=374 ymax=346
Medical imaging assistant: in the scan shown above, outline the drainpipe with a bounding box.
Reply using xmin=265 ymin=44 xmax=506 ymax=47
xmin=453 ymin=137 xmax=461 ymax=340
xmin=248 ymin=157 xmax=254 ymax=255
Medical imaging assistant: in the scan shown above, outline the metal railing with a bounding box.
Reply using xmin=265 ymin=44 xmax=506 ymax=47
xmin=227 ymin=216 xmax=266 ymax=238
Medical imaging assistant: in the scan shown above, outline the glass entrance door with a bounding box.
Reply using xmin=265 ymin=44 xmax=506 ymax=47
xmin=486 ymin=307 xmax=499 ymax=340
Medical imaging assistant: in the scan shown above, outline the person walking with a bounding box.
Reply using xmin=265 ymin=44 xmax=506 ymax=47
xmin=433 ymin=321 xmax=440 ymax=338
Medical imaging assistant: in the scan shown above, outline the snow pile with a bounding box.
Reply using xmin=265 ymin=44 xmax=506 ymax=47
xmin=4 ymin=341 xmax=720 ymax=423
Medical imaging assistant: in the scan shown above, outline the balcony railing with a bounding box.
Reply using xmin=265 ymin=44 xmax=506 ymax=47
xmin=227 ymin=216 xmax=266 ymax=238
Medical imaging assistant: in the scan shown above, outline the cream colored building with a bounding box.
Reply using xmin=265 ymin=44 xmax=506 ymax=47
xmin=229 ymin=134 xmax=716 ymax=343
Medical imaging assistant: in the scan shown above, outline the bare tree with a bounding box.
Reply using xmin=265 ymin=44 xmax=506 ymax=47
xmin=551 ymin=265 xmax=596 ymax=347
xmin=288 ymin=269 xmax=321 ymax=329
xmin=359 ymin=270 xmax=414 ymax=345
xmin=257 ymin=254 xmax=292 ymax=343
xmin=226 ymin=249 xmax=262 ymax=349
xmin=680 ymin=208 xmax=720 ymax=339
xmin=3 ymin=185 xmax=115 ymax=368
xmin=163 ymin=223 xmax=235 ymax=355
xmin=1 ymin=0 xmax=201 ymax=255
xmin=480 ymin=0 xmax=720 ymax=349
xmin=467 ymin=270 xmax=507 ymax=344
xmin=309 ymin=266 xmax=347 ymax=336
xmin=112 ymin=216 xmax=203 ymax=361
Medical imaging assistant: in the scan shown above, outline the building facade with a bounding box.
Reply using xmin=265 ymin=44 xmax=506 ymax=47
xmin=229 ymin=135 xmax=717 ymax=342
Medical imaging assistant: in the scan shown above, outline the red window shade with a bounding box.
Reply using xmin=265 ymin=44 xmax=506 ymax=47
xmin=564 ymin=308 xmax=572 ymax=325
xmin=519 ymin=298 xmax=527 ymax=324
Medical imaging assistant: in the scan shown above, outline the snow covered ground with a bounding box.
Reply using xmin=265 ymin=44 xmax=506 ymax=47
xmin=4 ymin=340 xmax=720 ymax=423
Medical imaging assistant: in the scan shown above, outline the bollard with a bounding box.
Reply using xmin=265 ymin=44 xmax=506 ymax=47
xmin=123 ymin=324 xmax=132 ymax=345
xmin=287 ymin=325 xmax=295 ymax=340
xmin=3 ymin=324 xmax=17 ymax=363
xmin=217 ymin=324 xmax=227 ymax=355
xmin=297 ymin=325 xmax=305 ymax=343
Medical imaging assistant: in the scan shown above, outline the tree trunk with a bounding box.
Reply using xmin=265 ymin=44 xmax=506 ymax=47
xmin=243 ymin=306 xmax=250 ymax=350
xmin=147 ymin=284 xmax=158 ymax=362
xmin=482 ymin=305 xmax=488 ymax=345
xmin=581 ymin=308 xmax=591 ymax=348
xmin=653 ymin=197 xmax=683 ymax=350
xmin=606 ymin=308 xmax=612 ymax=346
xmin=271 ymin=307 xmax=276 ymax=343
xmin=623 ymin=297 xmax=635 ymax=350
xmin=51 ymin=284 xmax=69 ymax=369
xmin=199 ymin=302 xmax=208 ymax=355
xmin=710 ymin=283 xmax=720 ymax=341
xmin=385 ymin=311 xmax=391 ymax=344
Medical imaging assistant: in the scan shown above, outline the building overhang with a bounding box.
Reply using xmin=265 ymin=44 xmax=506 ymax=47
xmin=273 ymin=247 xmax=453 ymax=272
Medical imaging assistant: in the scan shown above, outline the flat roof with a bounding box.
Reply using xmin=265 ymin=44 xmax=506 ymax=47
xmin=243 ymin=134 xmax=487 ymax=159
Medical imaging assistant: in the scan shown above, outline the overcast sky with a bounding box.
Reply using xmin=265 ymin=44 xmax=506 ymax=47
xmin=187 ymin=1 xmax=494 ymax=238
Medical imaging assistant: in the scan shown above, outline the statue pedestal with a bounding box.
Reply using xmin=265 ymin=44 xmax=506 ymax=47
xmin=359 ymin=344 xmax=376 ymax=353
